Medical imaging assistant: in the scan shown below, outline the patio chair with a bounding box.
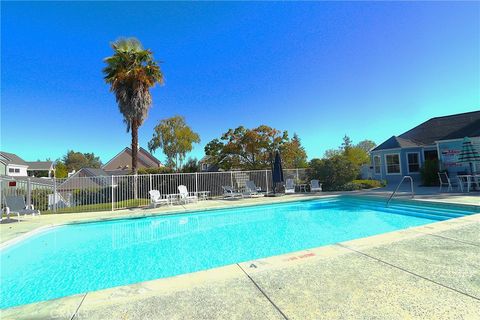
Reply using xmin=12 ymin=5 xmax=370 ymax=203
xmin=285 ymin=179 xmax=295 ymax=194
xmin=222 ymin=186 xmax=244 ymax=199
xmin=438 ymin=172 xmax=460 ymax=192
xmin=244 ymin=181 xmax=263 ymax=197
xmin=4 ymin=195 xmax=40 ymax=221
xmin=178 ymin=185 xmax=198 ymax=204
xmin=310 ymin=180 xmax=322 ymax=192
xmin=148 ymin=190 xmax=170 ymax=208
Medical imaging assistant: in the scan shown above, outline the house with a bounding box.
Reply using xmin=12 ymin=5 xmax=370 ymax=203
xmin=198 ymin=156 xmax=220 ymax=172
xmin=0 ymin=151 xmax=29 ymax=177
xmin=102 ymin=147 xmax=162 ymax=173
xmin=370 ymin=111 xmax=480 ymax=184
xmin=58 ymin=167 xmax=113 ymax=191
xmin=27 ymin=161 xmax=55 ymax=178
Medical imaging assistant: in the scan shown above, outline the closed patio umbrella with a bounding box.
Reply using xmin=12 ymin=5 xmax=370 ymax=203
xmin=458 ymin=137 xmax=480 ymax=174
xmin=271 ymin=151 xmax=284 ymax=194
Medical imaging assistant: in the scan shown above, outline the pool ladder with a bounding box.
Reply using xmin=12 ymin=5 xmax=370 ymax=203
xmin=386 ymin=176 xmax=414 ymax=207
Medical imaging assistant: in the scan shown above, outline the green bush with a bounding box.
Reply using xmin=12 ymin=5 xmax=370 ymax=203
xmin=72 ymin=187 xmax=111 ymax=206
xmin=420 ymin=159 xmax=440 ymax=186
xmin=308 ymin=155 xmax=359 ymax=191
xmin=337 ymin=179 xmax=385 ymax=191
xmin=31 ymin=189 xmax=50 ymax=211
xmin=137 ymin=167 xmax=173 ymax=175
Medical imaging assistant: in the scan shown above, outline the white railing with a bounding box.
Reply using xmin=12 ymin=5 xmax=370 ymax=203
xmin=1 ymin=168 xmax=309 ymax=214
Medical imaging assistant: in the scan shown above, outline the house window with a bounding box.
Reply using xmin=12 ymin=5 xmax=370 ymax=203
xmin=8 ymin=168 xmax=14 ymax=173
xmin=202 ymin=164 xmax=208 ymax=171
xmin=407 ymin=153 xmax=420 ymax=173
xmin=385 ymin=154 xmax=401 ymax=174
xmin=373 ymin=156 xmax=381 ymax=174
xmin=14 ymin=168 xmax=20 ymax=173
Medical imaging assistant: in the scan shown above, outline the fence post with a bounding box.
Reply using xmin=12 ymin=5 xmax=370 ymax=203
xmin=53 ymin=177 xmax=57 ymax=213
xmin=195 ymin=172 xmax=199 ymax=194
xmin=26 ymin=178 xmax=32 ymax=209
xmin=230 ymin=171 xmax=234 ymax=188
xmin=296 ymin=168 xmax=299 ymax=181
xmin=149 ymin=174 xmax=152 ymax=193
xmin=265 ymin=170 xmax=269 ymax=194
xmin=111 ymin=176 xmax=114 ymax=211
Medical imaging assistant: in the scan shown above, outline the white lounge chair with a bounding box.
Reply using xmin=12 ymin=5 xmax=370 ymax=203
xmin=438 ymin=172 xmax=460 ymax=192
xmin=285 ymin=179 xmax=295 ymax=194
xmin=4 ymin=195 xmax=40 ymax=221
xmin=148 ymin=190 xmax=170 ymax=207
xmin=244 ymin=181 xmax=263 ymax=197
xmin=178 ymin=185 xmax=198 ymax=204
xmin=222 ymin=186 xmax=243 ymax=199
xmin=310 ymin=180 xmax=322 ymax=192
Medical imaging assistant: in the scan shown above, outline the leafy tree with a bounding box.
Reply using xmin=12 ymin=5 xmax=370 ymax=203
xmin=148 ymin=116 xmax=200 ymax=171
xmin=308 ymin=155 xmax=358 ymax=191
xmin=356 ymin=140 xmax=376 ymax=153
xmin=341 ymin=135 xmax=353 ymax=151
xmin=204 ymin=125 xmax=290 ymax=170
xmin=103 ymin=37 xmax=164 ymax=174
xmin=344 ymin=146 xmax=370 ymax=167
xmin=182 ymin=158 xmax=200 ymax=173
xmin=62 ymin=151 xmax=102 ymax=172
xmin=54 ymin=162 xmax=68 ymax=178
xmin=280 ymin=133 xmax=308 ymax=168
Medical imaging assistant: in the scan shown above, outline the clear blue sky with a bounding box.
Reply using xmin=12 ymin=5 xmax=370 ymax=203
xmin=1 ymin=2 xmax=479 ymax=163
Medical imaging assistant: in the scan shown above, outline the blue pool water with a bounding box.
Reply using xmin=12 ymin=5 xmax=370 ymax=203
xmin=1 ymin=196 xmax=477 ymax=309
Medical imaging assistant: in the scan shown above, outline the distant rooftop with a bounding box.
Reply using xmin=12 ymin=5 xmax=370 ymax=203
xmin=26 ymin=161 xmax=54 ymax=171
xmin=373 ymin=110 xmax=480 ymax=151
xmin=0 ymin=151 xmax=28 ymax=166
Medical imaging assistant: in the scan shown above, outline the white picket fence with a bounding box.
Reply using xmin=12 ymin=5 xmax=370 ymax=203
xmin=1 ymin=169 xmax=309 ymax=214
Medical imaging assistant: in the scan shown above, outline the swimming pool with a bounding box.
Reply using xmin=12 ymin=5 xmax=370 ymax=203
xmin=1 ymin=196 xmax=477 ymax=309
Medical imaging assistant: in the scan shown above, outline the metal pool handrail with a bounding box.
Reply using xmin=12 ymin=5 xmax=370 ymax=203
xmin=386 ymin=175 xmax=414 ymax=207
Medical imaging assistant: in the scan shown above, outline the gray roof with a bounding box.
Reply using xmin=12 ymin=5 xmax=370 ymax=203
xmin=26 ymin=161 xmax=54 ymax=171
xmin=0 ymin=151 xmax=29 ymax=166
xmin=373 ymin=111 xmax=480 ymax=151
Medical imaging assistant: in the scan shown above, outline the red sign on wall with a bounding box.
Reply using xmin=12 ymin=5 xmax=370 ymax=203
xmin=8 ymin=181 xmax=16 ymax=187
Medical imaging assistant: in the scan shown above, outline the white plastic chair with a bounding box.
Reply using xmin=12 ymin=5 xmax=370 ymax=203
xmin=148 ymin=190 xmax=170 ymax=207
xmin=178 ymin=185 xmax=198 ymax=204
xmin=310 ymin=180 xmax=322 ymax=192
xmin=285 ymin=179 xmax=295 ymax=194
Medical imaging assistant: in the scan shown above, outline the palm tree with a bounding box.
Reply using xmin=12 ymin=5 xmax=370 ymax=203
xmin=103 ymin=38 xmax=164 ymax=174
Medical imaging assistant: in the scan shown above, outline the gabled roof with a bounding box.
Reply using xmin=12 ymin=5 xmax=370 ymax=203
xmin=0 ymin=151 xmax=29 ymax=166
xmin=373 ymin=110 xmax=480 ymax=151
xmin=26 ymin=161 xmax=54 ymax=171
xmin=103 ymin=147 xmax=162 ymax=171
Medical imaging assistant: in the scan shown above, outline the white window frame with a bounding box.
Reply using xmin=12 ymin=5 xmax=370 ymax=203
xmin=373 ymin=155 xmax=381 ymax=174
xmin=384 ymin=153 xmax=402 ymax=175
xmin=406 ymin=152 xmax=420 ymax=174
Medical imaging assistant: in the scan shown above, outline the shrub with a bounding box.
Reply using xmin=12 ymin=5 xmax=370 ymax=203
xmin=308 ymin=155 xmax=358 ymax=191
xmin=420 ymin=159 xmax=440 ymax=186
xmin=137 ymin=167 xmax=173 ymax=175
xmin=31 ymin=189 xmax=50 ymax=211
xmin=72 ymin=187 xmax=111 ymax=206
xmin=337 ymin=179 xmax=385 ymax=191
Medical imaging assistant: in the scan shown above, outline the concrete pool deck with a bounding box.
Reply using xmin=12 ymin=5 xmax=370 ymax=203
xmin=1 ymin=192 xmax=479 ymax=319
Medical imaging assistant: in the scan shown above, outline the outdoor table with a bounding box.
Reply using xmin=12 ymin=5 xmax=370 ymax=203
xmin=195 ymin=191 xmax=211 ymax=201
xmin=457 ymin=175 xmax=480 ymax=193
xmin=297 ymin=184 xmax=308 ymax=192
xmin=166 ymin=193 xmax=181 ymax=205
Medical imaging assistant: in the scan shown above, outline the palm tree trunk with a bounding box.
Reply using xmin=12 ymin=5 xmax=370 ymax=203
xmin=131 ymin=120 xmax=139 ymax=199
xmin=131 ymin=120 xmax=139 ymax=174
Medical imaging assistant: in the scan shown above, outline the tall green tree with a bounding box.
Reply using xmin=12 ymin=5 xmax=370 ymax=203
xmin=280 ymin=133 xmax=308 ymax=168
xmin=203 ymin=125 xmax=307 ymax=170
xmin=62 ymin=151 xmax=102 ymax=172
xmin=148 ymin=116 xmax=200 ymax=171
xmin=103 ymin=38 xmax=164 ymax=174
